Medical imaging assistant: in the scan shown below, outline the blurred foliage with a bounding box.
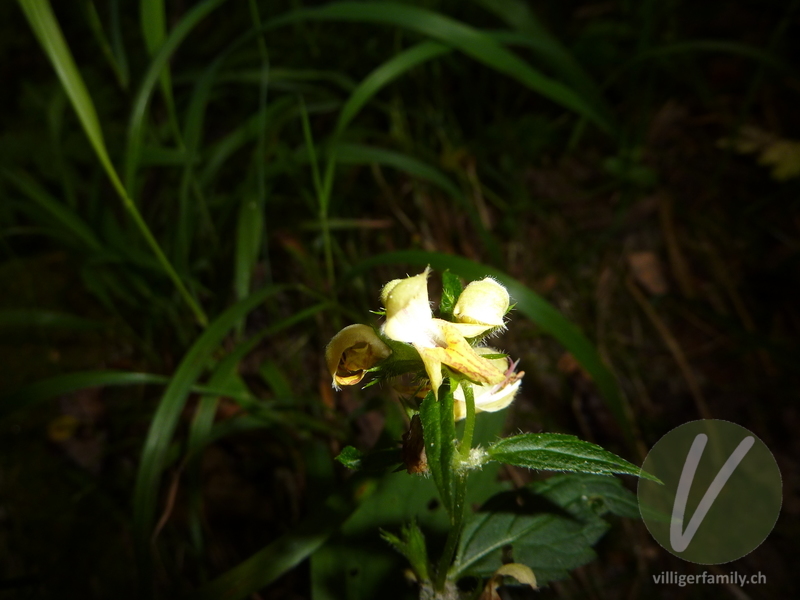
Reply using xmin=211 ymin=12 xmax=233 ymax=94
xmin=1 ymin=0 xmax=799 ymax=598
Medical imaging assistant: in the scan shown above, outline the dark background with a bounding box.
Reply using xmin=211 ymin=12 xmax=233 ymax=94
xmin=0 ymin=0 xmax=798 ymax=598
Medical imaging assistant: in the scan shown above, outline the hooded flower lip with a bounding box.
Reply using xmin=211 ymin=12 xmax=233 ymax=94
xmin=453 ymin=277 xmax=509 ymax=334
xmin=380 ymin=267 xmax=435 ymax=345
xmin=452 ymin=347 xmax=524 ymax=421
xmin=325 ymin=324 xmax=391 ymax=389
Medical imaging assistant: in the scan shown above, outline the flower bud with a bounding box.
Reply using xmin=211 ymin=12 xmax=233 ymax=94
xmin=325 ymin=324 xmax=391 ymax=389
xmin=453 ymin=278 xmax=509 ymax=334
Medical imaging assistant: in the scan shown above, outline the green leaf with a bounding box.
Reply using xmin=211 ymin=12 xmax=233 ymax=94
xmin=452 ymin=474 xmax=640 ymax=584
xmin=419 ymin=382 xmax=458 ymax=520
xmin=335 ymin=445 xmax=363 ymax=470
xmin=380 ymin=521 xmax=430 ymax=582
xmin=487 ymin=433 xmax=660 ymax=482
xmin=439 ymin=270 xmax=463 ymax=316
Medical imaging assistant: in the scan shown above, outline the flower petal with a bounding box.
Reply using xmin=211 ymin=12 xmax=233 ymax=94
xmin=422 ymin=320 xmax=506 ymax=387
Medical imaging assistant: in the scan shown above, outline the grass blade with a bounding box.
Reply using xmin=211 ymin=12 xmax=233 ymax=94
xmin=0 ymin=370 xmax=256 ymax=420
xmin=108 ymin=0 xmax=130 ymax=89
xmin=186 ymin=301 xmax=331 ymax=459
xmin=333 ymin=40 xmax=450 ymax=137
xmin=201 ymin=96 xmax=295 ymax=186
xmin=234 ymin=197 xmax=263 ymax=302
xmin=84 ymin=0 xmax=129 ymax=90
xmin=125 ymin=0 xmax=228 ymax=189
xmin=334 ymin=143 xmax=501 ymax=261
xmin=335 ymin=143 xmax=462 ymax=199
xmin=184 ymin=301 xmax=332 ymax=557
xmin=17 ymin=0 xmax=116 ymax=183
xmin=615 ymin=40 xmax=796 ymax=82
xmin=140 ymin=0 xmax=167 ymax=58
xmin=473 ymin=0 xmax=612 ymax=122
xmin=0 ymin=371 xmax=169 ymax=419
xmin=298 ymin=96 xmax=335 ymax=287
xmin=193 ymin=475 xmax=372 ymax=600
xmin=133 ymin=285 xmax=285 ymax=574
xmin=3 ymin=169 xmax=104 ymax=252
xmin=140 ymin=0 xmax=183 ymax=146
xmin=265 ymin=1 xmax=616 ymax=135
xmin=247 ymin=0 xmax=272 ymax=284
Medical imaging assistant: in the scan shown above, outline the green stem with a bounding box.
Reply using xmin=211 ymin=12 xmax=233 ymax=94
xmin=434 ymin=376 xmax=470 ymax=591
xmin=459 ymin=381 xmax=476 ymax=458
xmin=435 ymin=472 xmax=466 ymax=591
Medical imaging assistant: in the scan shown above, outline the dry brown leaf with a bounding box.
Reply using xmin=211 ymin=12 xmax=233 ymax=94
xmin=627 ymin=251 xmax=669 ymax=295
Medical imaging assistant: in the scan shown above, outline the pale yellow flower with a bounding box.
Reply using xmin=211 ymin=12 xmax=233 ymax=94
xmin=325 ymin=324 xmax=391 ymax=389
xmin=381 ymin=269 xmax=509 ymax=396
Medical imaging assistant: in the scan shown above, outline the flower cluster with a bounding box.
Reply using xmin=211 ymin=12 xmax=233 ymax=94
xmin=325 ymin=268 xmax=523 ymax=419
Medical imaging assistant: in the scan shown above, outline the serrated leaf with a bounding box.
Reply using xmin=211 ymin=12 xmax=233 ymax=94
xmin=452 ymin=474 xmax=640 ymax=584
xmin=336 ymin=446 xmax=363 ymax=470
xmin=335 ymin=446 xmax=402 ymax=473
xmin=439 ymin=270 xmax=464 ymax=316
xmin=487 ymin=433 xmax=660 ymax=482
xmin=380 ymin=521 xmax=430 ymax=582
